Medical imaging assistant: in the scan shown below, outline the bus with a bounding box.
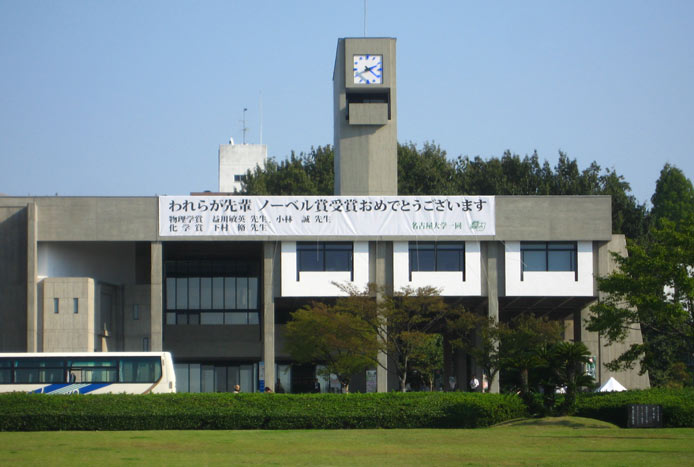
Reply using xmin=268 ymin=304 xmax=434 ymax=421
xmin=0 ymin=352 xmax=176 ymax=394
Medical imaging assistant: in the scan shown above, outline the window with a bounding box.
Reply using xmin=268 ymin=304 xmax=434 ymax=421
xmin=234 ymin=174 xmax=245 ymax=182
xmin=521 ymin=242 xmax=577 ymax=280
xmin=174 ymin=362 xmax=257 ymax=393
xmin=296 ymin=242 xmax=353 ymax=279
xmin=73 ymin=298 xmax=79 ymax=314
xmin=132 ymin=304 xmax=139 ymax=320
xmin=164 ymin=260 xmax=261 ymax=326
xmin=119 ymin=357 xmax=161 ymax=383
xmin=408 ymin=242 xmax=465 ymax=280
xmin=53 ymin=298 xmax=59 ymax=314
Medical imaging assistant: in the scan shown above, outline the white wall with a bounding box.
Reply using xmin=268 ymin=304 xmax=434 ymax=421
xmin=504 ymin=241 xmax=594 ymax=296
xmin=281 ymin=241 xmax=369 ymax=296
xmin=392 ymin=241 xmax=482 ymax=296
xmin=219 ymin=143 xmax=267 ymax=192
xmin=38 ymin=242 xmax=136 ymax=285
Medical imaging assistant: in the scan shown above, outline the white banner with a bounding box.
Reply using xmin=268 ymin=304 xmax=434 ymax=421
xmin=159 ymin=195 xmax=495 ymax=237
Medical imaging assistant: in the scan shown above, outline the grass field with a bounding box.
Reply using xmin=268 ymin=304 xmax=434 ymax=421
xmin=1 ymin=417 xmax=693 ymax=466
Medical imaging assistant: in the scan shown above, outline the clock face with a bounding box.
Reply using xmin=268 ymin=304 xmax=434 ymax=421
xmin=353 ymin=54 xmax=383 ymax=84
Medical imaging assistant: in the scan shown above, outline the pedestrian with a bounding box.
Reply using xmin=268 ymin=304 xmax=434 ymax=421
xmin=469 ymin=377 xmax=480 ymax=391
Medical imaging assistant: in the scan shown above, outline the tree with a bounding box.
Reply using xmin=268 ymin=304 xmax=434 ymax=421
xmin=398 ymin=142 xmax=457 ymax=195
xmin=242 ymin=145 xmax=334 ymax=195
xmin=446 ymin=310 xmax=503 ymax=390
xmin=284 ymin=302 xmax=377 ymax=392
xmin=498 ymin=314 xmax=564 ymax=397
xmin=408 ymin=333 xmax=443 ymax=391
xmin=549 ymin=341 xmax=595 ymax=414
xmin=287 ymin=283 xmax=467 ymax=392
xmin=600 ymin=168 xmax=648 ymax=240
xmin=588 ymin=219 xmax=694 ymax=386
xmin=365 ymin=284 xmax=466 ymax=392
xmin=650 ymin=163 xmax=694 ymax=228
xmin=588 ymin=165 xmax=694 ymax=387
xmin=241 ymin=143 xmax=647 ymax=239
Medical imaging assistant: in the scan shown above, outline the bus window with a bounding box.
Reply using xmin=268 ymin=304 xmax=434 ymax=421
xmin=120 ymin=358 xmax=161 ymax=383
xmin=69 ymin=359 xmax=118 ymax=383
xmin=14 ymin=359 xmax=65 ymax=383
xmin=0 ymin=360 xmax=12 ymax=383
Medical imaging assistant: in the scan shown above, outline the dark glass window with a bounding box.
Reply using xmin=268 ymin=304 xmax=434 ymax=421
xmin=296 ymin=242 xmax=353 ymax=278
xmin=521 ymin=242 xmax=577 ymax=279
xmin=164 ymin=260 xmax=261 ymax=326
xmin=409 ymin=242 xmax=465 ymax=279
xmin=0 ymin=359 xmax=11 ymax=384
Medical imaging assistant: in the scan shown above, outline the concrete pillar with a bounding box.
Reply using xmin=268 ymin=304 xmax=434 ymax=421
xmin=26 ymin=202 xmax=38 ymax=352
xmin=263 ymin=241 xmax=277 ymax=391
xmin=485 ymin=241 xmax=500 ymax=393
xmin=150 ymin=242 xmax=163 ymax=351
xmin=371 ymin=241 xmax=393 ymax=392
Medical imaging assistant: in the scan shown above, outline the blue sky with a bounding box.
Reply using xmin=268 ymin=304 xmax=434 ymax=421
xmin=1 ymin=1 xmax=692 ymax=204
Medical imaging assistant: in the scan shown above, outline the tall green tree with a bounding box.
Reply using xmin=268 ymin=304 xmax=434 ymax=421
xmin=600 ymin=169 xmax=648 ymax=240
xmin=241 ymin=143 xmax=647 ymax=238
xmin=589 ymin=165 xmax=694 ymax=387
xmin=498 ymin=314 xmax=564 ymax=396
xmin=398 ymin=142 xmax=457 ymax=195
xmin=588 ymin=219 xmax=694 ymax=386
xmin=650 ymin=163 xmax=694 ymax=228
xmin=242 ymin=145 xmax=334 ymax=195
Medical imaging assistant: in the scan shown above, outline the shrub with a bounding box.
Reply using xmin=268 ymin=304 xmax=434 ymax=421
xmin=0 ymin=392 xmax=527 ymax=432
xmin=575 ymin=388 xmax=694 ymax=427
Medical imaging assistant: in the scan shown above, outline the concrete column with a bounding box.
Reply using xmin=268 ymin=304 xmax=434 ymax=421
xmin=485 ymin=241 xmax=500 ymax=393
xmin=371 ymin=241 xmax=393 ymax=392
xmin=263 ymin=241 xmax=277 ymax=391
xmin=26 ymin=202 xmax=38 ymax=352
xmin=150 ymin=242 xmax=163 ymax=351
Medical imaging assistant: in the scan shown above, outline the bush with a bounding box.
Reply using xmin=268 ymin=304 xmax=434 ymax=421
xmin=0 ymin=392 xmax=527 ymax=432
xmin=575 ymin=388 xmax=694 ymax=427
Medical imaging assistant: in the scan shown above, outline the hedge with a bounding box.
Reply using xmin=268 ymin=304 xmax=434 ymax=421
xmin=0 ymin=392 xmax=527 ymax=431
xmin=575 ymin=388 xmax=694 ymax=427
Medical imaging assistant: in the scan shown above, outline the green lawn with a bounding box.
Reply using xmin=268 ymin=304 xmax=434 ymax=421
xmin=1 ymin=418 xmax=693 ymax=466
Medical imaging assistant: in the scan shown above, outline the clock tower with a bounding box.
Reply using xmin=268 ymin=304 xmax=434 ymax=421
xmin=334 ymin=38 xmax=397 ymax=195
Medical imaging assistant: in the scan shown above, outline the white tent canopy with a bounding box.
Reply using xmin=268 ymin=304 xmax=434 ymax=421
xmin=597 ymin=376 xmax=627 ymax=392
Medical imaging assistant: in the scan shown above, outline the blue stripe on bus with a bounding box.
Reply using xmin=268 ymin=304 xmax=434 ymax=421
xmin=31 ymin=383 xmax=111 ymax=394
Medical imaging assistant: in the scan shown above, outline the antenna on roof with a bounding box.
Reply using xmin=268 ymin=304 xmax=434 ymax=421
xmin=241 ymin=108 xmax=248 ymax=144
xmin=364 ymin=0 xmax=367 ymax=36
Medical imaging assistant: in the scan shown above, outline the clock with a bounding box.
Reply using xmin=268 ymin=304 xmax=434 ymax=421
xmin=353 ymin=54 xmax=383 ymax=84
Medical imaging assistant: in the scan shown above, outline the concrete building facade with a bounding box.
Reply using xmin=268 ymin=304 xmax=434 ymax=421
xmin=0 ymin=37 xmax=649 ymax=392
xmin=0 ymin=194 xmax=650 ymax=392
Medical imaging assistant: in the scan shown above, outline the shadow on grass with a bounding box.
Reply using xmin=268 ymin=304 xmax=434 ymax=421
xmin=492 ymin=416 xmax=618 ymax=429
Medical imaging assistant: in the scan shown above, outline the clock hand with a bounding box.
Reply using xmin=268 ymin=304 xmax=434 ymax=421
xmin=366 ymin=67 xmax=380 ymax=78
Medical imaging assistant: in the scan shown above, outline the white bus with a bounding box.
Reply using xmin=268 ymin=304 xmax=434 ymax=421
xmin=0 ymin=352 xmax=176 ymax=394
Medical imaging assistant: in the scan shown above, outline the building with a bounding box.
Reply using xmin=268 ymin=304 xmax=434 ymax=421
xmin=218 ymin=142 xmax=267 ymax=193
xmin=0 ymin=38 xmax=649 ymax=392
